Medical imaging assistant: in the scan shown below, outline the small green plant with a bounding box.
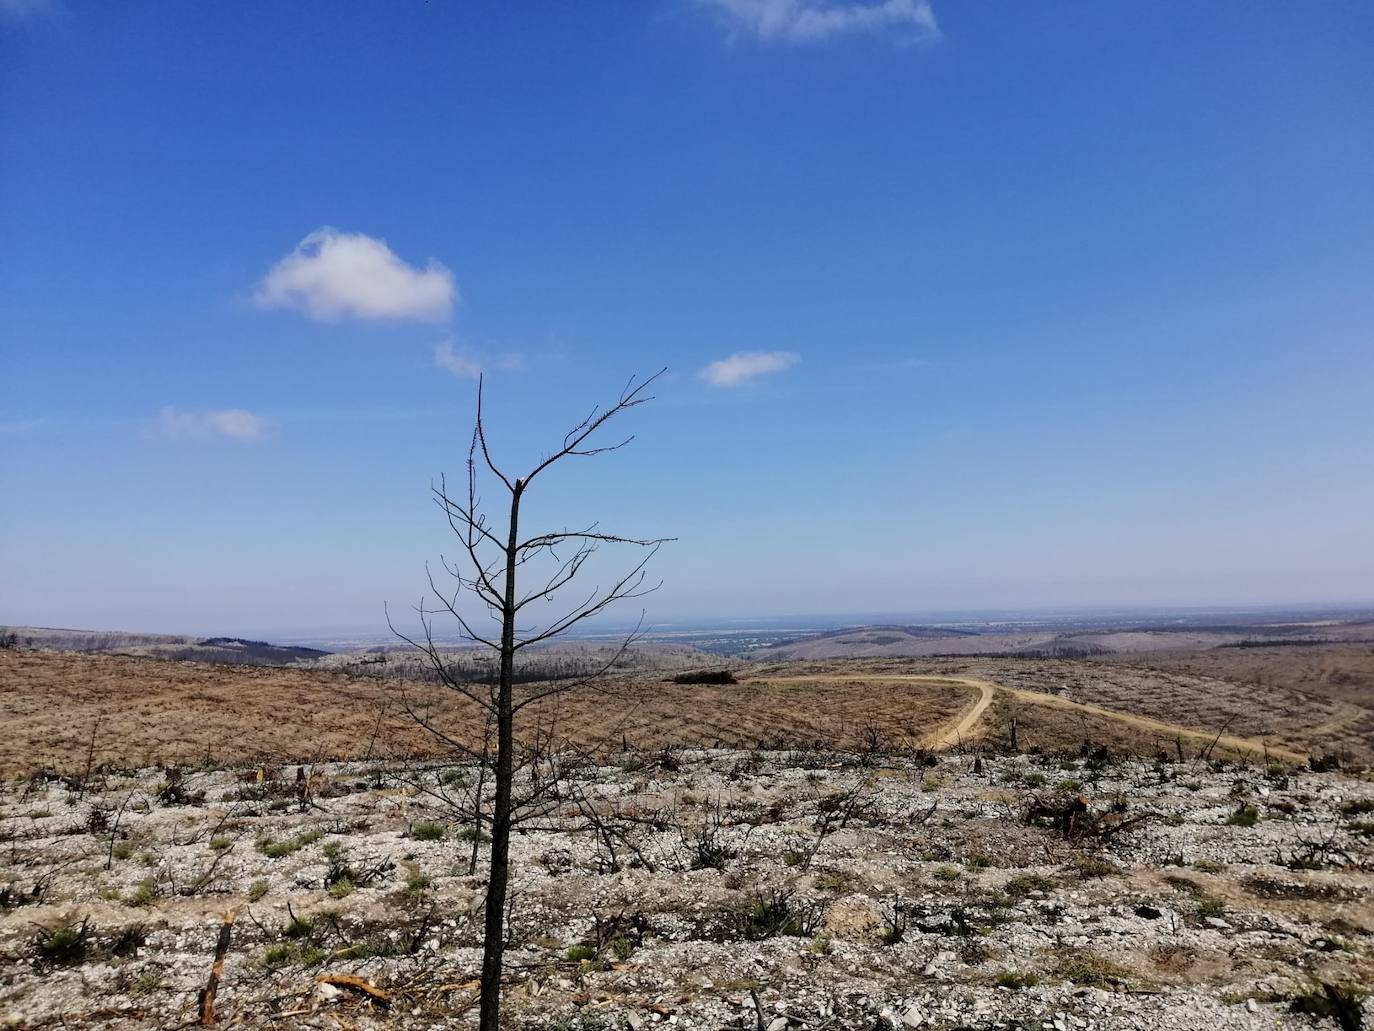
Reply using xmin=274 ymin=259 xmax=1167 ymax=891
xmin=111 ymin=842 xmax=134 ymax=861
xmin=1225 ymin=805 xmax=1260 ymax=827
xmin=564 ymin=943 xmax=597 ymax=963
xmin=125 ymin=878 xmax=158 ymax=907
xmin=933 ymin=865 xmax=962 ymax=882
xmin=1339 ymin=799 xmax=1374 ymax=817
xmin=1196 ymin=895 xmax=1227 ymax=919
xmin=782 ymin=850 xmax=804 ymax=867
xmin=456 ymin=825 xmax=489 ymax=843
xmin=1056 ymin=779 xmax=1083 ymax=792
xmin=327 ymin=878 xmax=355 ymax=899
xmin=995 ymin=971 xmax=1039 ymax=990
xmin=403 ymin=871 xmax=432 ymax=897
xmin=964 ymin=853 xmax=992 ymax=871
xmin=411 ymin=820 xmax=447 ymax=842
xmin=30 ymin=809 xmax=52 ymax=820
xmin=283 ymin=914 xmax=315 ymax=940
xmin=1064 ymin=855 xmax=1119 ymax=880
xmin=248 ymin=879 xmax=270 ymax=902
xmin=208 ymin=836 xmax=232 ymax=852
xmin=262 ymin=941 xmax=326 ymax=969
xmin=35 ymin=919 xmax=89 ymax=965
xmin=726 ymin=888 xmax=823 ymax=941
xmin=1193 ymin=858 xmax=1228 ymax=874
xmin=1004 ymin=873 xmax=1056 ymax=898
xmin=129 ymin=970 xmax=164 ymax=997
xmin=256 ymin=828 xmax=325 ymax=859
xmin=439 ymin=768 xmax=470 ymax=788
xmin=320 ymin=840 xmax=343 ymax=859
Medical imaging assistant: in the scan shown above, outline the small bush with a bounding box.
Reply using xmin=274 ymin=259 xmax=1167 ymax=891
xmin=1064 ymin=855 xmax=1119 ymax=880
xmin=726 ymin=888 xmax=823 ymax=941
xmin=34 ymin=919 xmax=90 ymax=966
xmin=111 ymin=842 xmax=134 ymax=862
xmin=125 ymin=878 xmax=158 ymax=908
xmin=256 ymin=828 xmax=324 ymax=858
xmin=411 ymin=820 xmax=446 ymax=842
xmin=1225 ymin=805 xmax=1260 ymax=827
xmin=671 ymin=670 xmax=738 ymax=685
xmin=996 ymin=971 xmax=1039 ymax=990
xmin=208 ymin=837 xmax=232 ymax=852
xmin=1004 ymin=873 xmax=1056 ymax=899
xmin=248 ymin=879 xmax=270 ymax=902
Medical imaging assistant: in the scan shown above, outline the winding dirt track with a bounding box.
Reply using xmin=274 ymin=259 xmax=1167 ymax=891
xmin=746 ymin=674 xmax=1308 ymax=762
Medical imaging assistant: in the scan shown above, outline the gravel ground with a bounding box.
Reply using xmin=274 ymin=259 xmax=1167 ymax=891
xmin=1 ymin=747 xmax=1370 ymax=1030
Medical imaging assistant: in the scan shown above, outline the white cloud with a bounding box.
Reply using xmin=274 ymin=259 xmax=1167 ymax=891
xmin=158 ymin=407 xmax=270 ymax=441
xmin=697 ymin=0 xmax=939 ymax=44
xmin=700 ymin=350 xmax=800 ymax=387
xmin=434 ymin=340 xmax=528 ymax=380
xmin=255 ymin=228 xmax=455 ymax=323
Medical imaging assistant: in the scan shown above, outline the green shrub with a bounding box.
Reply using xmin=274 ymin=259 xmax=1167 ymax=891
xmin=247 ymin=879 xmax=269 ymax=902
xmin=411 ymin=820 xmax=446 ymax=842
xmin=996 ymin=971 xmax=1039 ymax=989
xmin=1004 ymin=873 xmax=1056 ymax=898
xmin=1225 ymin=805 xmax=1260 ymax=827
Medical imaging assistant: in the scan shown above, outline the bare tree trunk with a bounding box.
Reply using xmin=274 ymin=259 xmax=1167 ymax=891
xmin=479 ymin=482 xmax=523 ymax=1031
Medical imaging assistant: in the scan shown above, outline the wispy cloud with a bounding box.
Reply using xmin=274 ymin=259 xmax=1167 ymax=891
xmin=696 ymin=0 xmax=939 ymax=45
xmin=255 ymin=228 xmax=455 ymax=323
xmin=434 ymin=340 xmax=528 ymax=380
xmin=700 ymin=350 xmax=800 ymax=387
xmin=158 ymin=407 xmax=271 ymax=441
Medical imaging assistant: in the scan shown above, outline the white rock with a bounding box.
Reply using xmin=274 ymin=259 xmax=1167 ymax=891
xmin=766 ymin=1018 xmax=789 ymax=1031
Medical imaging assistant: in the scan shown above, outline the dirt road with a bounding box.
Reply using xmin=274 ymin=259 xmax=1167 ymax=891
xmin=746 ymin=673 xmax=1308 ymax=762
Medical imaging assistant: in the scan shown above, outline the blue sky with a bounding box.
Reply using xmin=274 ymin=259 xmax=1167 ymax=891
xmin=2 ymin=1 xmax=1372 ymax=637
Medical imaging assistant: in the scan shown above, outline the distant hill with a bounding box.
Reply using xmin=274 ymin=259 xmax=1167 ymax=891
xmin=0 ymin=626 xmax=329 ymax=666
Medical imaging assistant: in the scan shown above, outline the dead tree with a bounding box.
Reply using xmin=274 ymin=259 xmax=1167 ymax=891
xmin=389 ymin=370 xmax=670 ymax=1031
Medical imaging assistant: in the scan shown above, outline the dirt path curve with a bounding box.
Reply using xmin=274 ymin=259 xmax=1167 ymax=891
xmin=746 ymin=673 xmax=1307 ymax=762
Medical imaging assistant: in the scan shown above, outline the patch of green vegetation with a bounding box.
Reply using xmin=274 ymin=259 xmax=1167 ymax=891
xmin=283 ymin=915 xmax=314 ymax=940
xmin=1064 ymin=855 xmax=1120 ymax=880
xmin=247 ymin=879 xmax=270 ymax=902
xmin=995 ymin=971 xmax=1039 ymax=989
xmin=933 ymin=865 xmax=962 ymax=882
xmin=320 ymin=840 xmax=343 ymax=859
xmin=565 ymin=943 xmax=597 ymax=963
xmin=1225 ymin=804 xmax=1260 ymax=827
xmin=208 ymin=836 xmax=232 ymax=852
xmin=1192 ymin=859 xmax=1228 ymax=874
xmin=1196 ymin=896 xmax=1227 ymax=919
xmin=1023 ymin=773 xmax=1047 ymax=788
xmin=964 ymin=853 xmax=992 ymax=871
xmin=262 ymin=941 xmax=326 ymax=969
xmin=782 ymin=850 xmax=804 ymax=867
xmin=439 ymin=768 xmax=470 ymax=788
xmin=110 ymin=842 xmax=134 ymax=861
xmin=1051 ymin=948 xmax=1132 ymax=988
xmin=30 ymin=809 xmax=52 ymax=820
xmin=411 ymin=820 xmax=447 ymax=842
xmin=726 ymin=888 xmax=823 ymax=941
xmin=1339 ymin=799 xmax=1374 ymax=817
xmin=125 ymin=878 xmax=158 ymax=907
xmin=455 ymin=825 xmax=489 ymax=843
xmin=256 ymin=828 xmax=325 ymax=859
xmin=129 ymin=970 xmax=164 ymax=997
xmin=1056 ymin=779 xmax=1083 ymax=792
xmin=403 ymin=871 xmax=432 ymax=897
xmin=1004 ymin=873 xmax=1056 ymax=898
xmin=327 ymin=878 xmax=355 ymax=899
xmin=35 ymin=921 xmax=89 ymax=965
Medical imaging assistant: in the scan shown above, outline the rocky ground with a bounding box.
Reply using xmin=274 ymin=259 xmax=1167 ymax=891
xmin=1 ymin=745 xmax=1370 ymax=1030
